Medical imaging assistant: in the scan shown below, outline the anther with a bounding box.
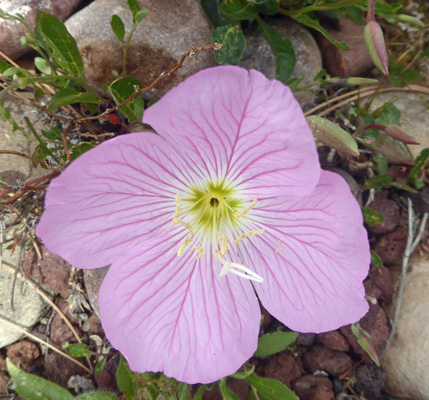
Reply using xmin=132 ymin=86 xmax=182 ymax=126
xmin=234 ymin=229 xmax=265 ymax=245
xmin=177 ymin=237 xmax=193 ymax=257
xmin=276 ymin=240 xmax=284 ymax=253
xmin=171 ymin=194 xmax=194 ymax=235
xmin=194 ymin=245 xmax=204 ymax=259
xmin=235 ymin=199 xmax=257 ymax=218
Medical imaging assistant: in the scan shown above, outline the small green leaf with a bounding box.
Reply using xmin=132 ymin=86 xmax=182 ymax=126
xmin=230 ymin=365 xmax=255 ymax=379
xmin=47 ymin=88 xmax=101 ymax=111
xmin=374 ymin=104 xmax=401 ymax=127
xmin=177 ymin=382 xmax=191 ymax=400
xmin=127 ymin=0 xmax=141 ymax=18
xmin=39 ymin=13 xmax=84 ymax=78
xmin=372 ymin=153 xmax=388 ymax=174
xmin=1 ymin=107 xmax=28 ymax=138
xmin=116 ymin=355 xmax=138 ymax=400
xmin=345 ymin=6 xmax=363 ymax=25
xmin=363 ymin=174 xmax=393 ymax=189
xmin=211 ymin=24 xmax=246 ymax=65
xmin=254 ymin=331 xmax=298 ymax=357
xmin=257 ymin=19 xmax=296 ymax=83
xmin=70 ymin=142 xmax=98 ymax=161
xmin=245 ymin=374 xmax=298 ymax=400
xmin=95 ymin=357 xmax=107 ymax=375
xmin=111 ymin=15 xmax=125 ymax=42
xmin=63 ymin=343 xmax=92 ymax=358
xmin=109 ymin=77 xmax=144 ymax=123
xmin=306 ymin=115 xmax=359 ymax=157
xmin=75 ymin=393 xmax=119 ymax=400
xmin=409 ymin=148 xmax=429 ymax=189
xmin=221 ymin=0 xmax=257 ymax=20
xmin=0 ymin=59 xmax=12 ymax=73
xmin=193 ymin=385 xmax=207 ymax=400
xmin=362 ymin=207 xmax=384 ymax=226
xmin=34 ymin=57 xmax=52 ymax=74
xmin=219 ymin=379 xmax=240 ymax=400
xmin=370 ymin=250 xmax=383 ymax=267
xmin=388 ymin=181 xmax=418 ymax=193
xmin=294 ymin=14 xmax=349 ymax=50
xmin=247 ymin=0 xmax=279 ymax=14
xmin=7 ymin=358 xmax=74 ymax=400
xmin=134 ymin=9 xmax=148 ymax=24
xmin=201 ymin=0 xmax=234 ymax=27
xmin=351 ymin=323 xmax=380 ymax=366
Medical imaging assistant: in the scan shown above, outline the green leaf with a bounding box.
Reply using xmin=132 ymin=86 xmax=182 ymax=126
xmin=127 ymin=0 xmax=141 ymax=18
xmin=388 ymin=181 xmax=418 ymax=193
xmin=211 ymin=24 xmax=246 ymax=65
xmin=95 ymin=357 xmax=107 ymax=375
xmin=345 ymin=6 xmax=363 ymax=25
xmin=370 ymin=250 xmax=383 ymax=267
xmin=372 ymin=153 xmax=388 ymax=174
xmin=39 ymin=13 xmax=84 ymax=78
xmin=47 ymin=88 xmax=101 ymax=111
xmin=254 ymin=331 xmax=298 ymax=357
xmin=409 ymin=148 xmax=429 ymax=189
xmin=230 ymin=365 xmax=255 ymax=379
xmin=63 ymin=342 xmax=91 ymax=358
xmin=34 ymin=57 xmax=52 ymax=74
xmin=247 ymin=0 xmax=279 ymax=14
xmin=306 ymin=115 xmax=359 ymax=157
xmin=134 ymin=9 xmax=148 ymax=24
xmin=7 ymin=358 xmax=74 ymax=400
xmin=116 ymin=355 xmax=138 ymax=400
xmin=362 ymin=207 xmax=384 ymax=226
xmin=363 ymin=174 xmax=393 ymax=189
xmin=1 ymin=107 xmax=28 ymax=138
xmin=193 ymin=385 xmax=207 ymax=400
xmin=221 ymin=0 xmax=257 ymax=20
xmin=245 ymin=374 xmax=298 ymax=400
xmin=201 ymin=0 xmax=234 ymax=27
xmin=111 ymin=15 xmax=125 ymax=42
xmin=257 ymin=19 xmax=295 ymax=83
xmin=0 ymin=59 xmax=12 ymax=73
xmin=109 ymin=77 xmax=144 ymax=123
xmin=177 ymin=382 xmax=191 ymax=400
xmin=374 ymin=104 xmax=401 ymax=127
xmin=75 ymin=393 xmax=119 ymax=400
xmin=294 ymin=14 xmax=349 ymax=50
xmin=219 ymin=379 xmax=240 ymax=400
xmin=351 ymin=323 xmax=380 ymax=366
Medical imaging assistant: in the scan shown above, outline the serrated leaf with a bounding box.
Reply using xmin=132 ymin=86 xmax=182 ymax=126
xmin=294 ymin=14 xmax=349 ymax=50
xmin=39 ymin=13 xmax=84 ymax=78
xmin=247 ymin=0 xmax=279 ymax=14
xmin=116 ymin=355 xmax=138 ymax=400
xmin=306 ymin=115 xmax=359 ymax=157
xmin=111 ymin=15 xmax=125 ymax=42
xmin=211 ymin=24 xmax=246 ymax=65
xmin=109 ymin=77 xmax=144 ymax=123
xmin=409 ymin=148 xmax=429 ymax=189
xmin=47 ymin=88 xmax=100 ymax=111
xmin=371 ymin=250 xmax=383 ymax=267
xmin=34 ymin=57 xmax=52 ymax=74
xmin=218 ymin=379 xmax=240 ymax=400
xmin=75 ymin=393 xmax=119 ymax=400
xmin=221 ymin=0 xmax=257 ymax=20
xmin=245 ymin=374 xmax=298 ymax=400
xmin=362 ymin=207 xmax=384 ymax=226
xmin=257 ymin=19 xmax=295 ymax=82
xmin=7 ymin=358 xmax=74 ymax=400
xmin=64 ymin=343 xmax=92 ymax=358
xmin=363 ymin=174 xmax=393 ymax=189
xmin=201 ymin=0 xmax=234 ymax=27
xmin=254 ymin=331 xmax=298 ymax=357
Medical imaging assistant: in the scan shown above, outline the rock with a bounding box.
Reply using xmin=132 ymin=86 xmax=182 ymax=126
xmin=65 ymin=0 xmax=215 ymax=96
xmin=81 ymin=314 xmax=104 ymax=336
xmin=49 ymin=300 xmax=82 ymax=346
xmin=0 ymin=372 xmax=9 ymax=396
xmin=295 ymin=333 xmax=316 ymax=347
xmin=353 ymin=364 xmax=387 ymax=400
xmin=369 ymin=264 xmax=393 ymax=304
xmin=240 ymin=19 xmax=322 ymax=109
xmin=44 ymin=351 xmax=83 ymax=387
xmin=292 ymin=375 xmax=333 ymax=400
xmin=22 ymin=246 xmax=73 ymax=299
xmin=6 ymin=340 xmax=39 ymax=370
xmin=94 ymin=355 xmax=120 ymax=394
xmin=315 ymin=331 xmax=350 ymax=352
xmin=317 ymin=16 xmax=373 ymax=77
xmin=263 ymin=351 xmax=302 ymax=386
xmin=0 ymin=243 xmax=51 ymax=348
xmin=366 ymin=196 xmax=400 ymax=236
xmin=310 ymin=383 xmax=335 ymax=400
xmin=382 ymin=253 xmax=429 ymax=399
xmin=83 ymin=266 xmax=109 ymax=318
xmin=302 ymin=345 xmax=353 ymax=376
xmin=407 ymin=185 xmax=429 ymax=214
xmin=0 ymin=355 xmax=6 ymax=372
xmin=0 ymin=0 xmax=84 ymax=60
xmin=341 ymin=303 xmax=389 ymax=363
xmin=369 ymin=92 xmax=429 ymax=160
xmin=373 ymin=226 xmax=407 ymax=266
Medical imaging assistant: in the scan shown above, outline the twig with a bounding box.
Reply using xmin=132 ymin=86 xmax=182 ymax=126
xmin=381 ymin=198 xmax=429 ymax=357
xmin=0 ymin=150 xmax=48 ymax=167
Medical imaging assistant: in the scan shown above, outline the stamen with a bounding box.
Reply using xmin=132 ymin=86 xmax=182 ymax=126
xmin=220 ymin=235 xmax=229 ymax=256
xmin=194 ymin=245 xmax=204 ymax=259
xmin=171 ymin=194 xmax=194 ymax=235
xmin=217 ymin=255 xmax=263 ymax=283
xmin=276 ymin=240 xmax=284 ymax=253
xmin=177 ymin=237 xmax=193 ymax=257
xmin=235 ymin=199 xmax=257 ymax=218
xmin=234 ymin=229 xmax=265 ymax=245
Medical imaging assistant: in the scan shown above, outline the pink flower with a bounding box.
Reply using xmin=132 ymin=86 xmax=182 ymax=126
xmin=36 ymin=66 xmax=369 ymax=384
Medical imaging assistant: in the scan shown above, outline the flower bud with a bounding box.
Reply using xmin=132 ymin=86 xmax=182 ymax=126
xmin=397 ymin=14 xmax=424 ymax=29
xmin=364 ymin=21 xmax=389 ymax=76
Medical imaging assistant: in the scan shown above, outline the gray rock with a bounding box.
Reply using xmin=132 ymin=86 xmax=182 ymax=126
xmin=0 ymin=0 xmax=84 ymax=60
xmin=65 ymin=0 xmax=216 ymax=97
xmin=84 ymin=266 xmax=109 ymax=318
xmin=240 ymin=19 xmax=322 ymax=109
xmin=381 ymin=253 xmax=429 ymax=400
xmin=0 ymin=243 xmax=51 ymax=348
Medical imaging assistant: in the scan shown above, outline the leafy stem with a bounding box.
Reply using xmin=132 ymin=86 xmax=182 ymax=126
xmin=280 ymin=0 xmax=365 ymax=17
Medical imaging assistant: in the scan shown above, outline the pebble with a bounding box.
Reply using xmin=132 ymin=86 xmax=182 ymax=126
xmin=263 ymin=351 xmax=302 ymax=386
xmin=49 ymin=300 xmax=82 ymax=346
xmin=353 ymin=364 xmax=387 ymax=400
xmin=6 ymin=340 xmax=39 ymax=371
xmin=302 ymin=345 xmax=353 ymax=376
xmin=315 ymin=331 xmax=350 ymax=352
xmin=366 ymin=196 xmax=400 ymax=236
xmin=373 ymin=226 xmax=408 ymax=266
xmin=369 ymin=264 xmax=393 ymax=304
xmin=44 ymin=351 xmax=84 ymax=388
xmin=292 ymin=375 xmax=333 ymax=400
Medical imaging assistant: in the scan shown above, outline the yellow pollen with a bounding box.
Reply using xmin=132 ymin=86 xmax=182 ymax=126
xmin=276 ymin=240 xmax=284 ymax=253
xmin=234 ymin=229 xmax=265 ymax=245
xmin=177 ymin=237 xmax=193 ymax=257
xmin=171 ymin=195 xmax=194 ymax=235
xmin=220 ymin=235 xmax=229 ymax=256
xmin=235 ymin=199 xmax=257 ymax=218
xmin=194 ymin=245 xmax=204 ymax=259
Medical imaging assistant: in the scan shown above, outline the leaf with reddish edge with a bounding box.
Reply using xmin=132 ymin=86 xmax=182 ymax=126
xmin=364 ymin=21 xmax=389 ymax=76
xmin=385 ymin=125 xmax=420 ymax=145
xmin=351 ymin=323 xmax=380 ymax=366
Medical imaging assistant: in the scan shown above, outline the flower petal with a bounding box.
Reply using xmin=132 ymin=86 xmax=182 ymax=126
xmin=236 ymin=170 xmax=370 ymax=333
xmin=98 ymin=230 xmax=261 ymax=384
xmin=143 ymin=66 xmax=320 ymax=198
xmin=36 ymin=132 xmax=196 ymax=269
